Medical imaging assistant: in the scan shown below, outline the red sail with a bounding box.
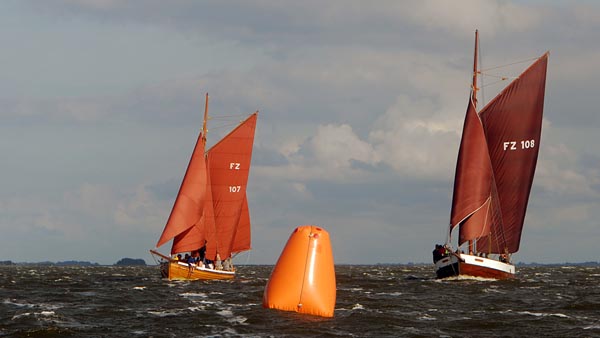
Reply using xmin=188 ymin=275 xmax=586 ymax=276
xmin=477 ymin=53 xmax=548 ymax=253
xmin=156 ymin=131 xmax=209 ymax=251
xmin=171 ymin=162 xmax=216 ymax=254
xmin=171 ymin=221 xmax=205 ymax=254
xmin=450 ymin=98 xmax=496 ymax=245
xmin=205 ymin=113 xmax=258 ymax=260
xmin=230 ymin=196 xmax=252 ymax=254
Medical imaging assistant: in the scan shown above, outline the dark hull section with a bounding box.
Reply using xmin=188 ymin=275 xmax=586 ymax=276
xmin=436 ymin=261 xmax=460 ymax=279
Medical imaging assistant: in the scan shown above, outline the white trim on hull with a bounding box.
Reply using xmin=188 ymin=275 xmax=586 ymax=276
xmin=435 ymin=253 xmax=515 ymax=279
xmin=151 ymin=250 xmax=235 ymax=280
xmin=172 ymin=261 xmax=235 ymax=280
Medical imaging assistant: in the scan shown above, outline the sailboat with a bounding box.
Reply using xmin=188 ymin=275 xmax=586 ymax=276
xmin=150 ymin=93 xmax=258 ymax=280
xmin=434 ymin=30 xmax=548 ymax=279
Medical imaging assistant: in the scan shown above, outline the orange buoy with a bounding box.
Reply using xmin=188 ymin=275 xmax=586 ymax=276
xmin=263 ymin=225 xmax=336 ymax=318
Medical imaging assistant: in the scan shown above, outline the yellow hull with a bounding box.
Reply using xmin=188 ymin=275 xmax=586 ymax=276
xmin=168 ymin=261 xmax=235 ymax=280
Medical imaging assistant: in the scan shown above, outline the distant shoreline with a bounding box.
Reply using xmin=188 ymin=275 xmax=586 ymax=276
xmin=1 ymin=261 xmax=598 ymax=267
xmin=0 ymin=258 xmax=147 ymax=266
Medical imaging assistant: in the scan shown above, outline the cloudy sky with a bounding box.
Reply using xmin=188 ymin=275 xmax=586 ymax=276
xmin=2 ymin=1 xmax=599 ymax=265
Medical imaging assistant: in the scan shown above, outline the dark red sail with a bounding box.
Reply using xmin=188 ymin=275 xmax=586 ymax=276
xmin=477 ymin=53 xmax=548 ymax=253
xmin=450 ymin=98 xmax=495 ymax=246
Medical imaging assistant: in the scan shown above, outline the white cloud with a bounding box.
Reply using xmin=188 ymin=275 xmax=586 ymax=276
xmin=253 ymin=123 xmax=378 ymax=182
xmin=535 ymin=120 xmax=600 ymax=197
xmin=65 ymin=183 xmax=116 ymax=217
xmin=115 ymin=185 xmax=166 ymax=231
xmin=370 ymin=95 xmax=461 ymax=178
xmin=0 ymin=194 xmax=82 ymax=239
xmin=536 ymin=144 xmax=595 ymax=197
xmin=310 ymin=124 xmax=380 ymax=169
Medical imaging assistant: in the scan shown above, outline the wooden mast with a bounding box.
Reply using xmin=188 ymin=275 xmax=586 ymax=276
xmin=468 ymin=29 xmax=479 ymax=256
xmin=472 ymin=30 xmax=479 ymax=108
xmin=202 ymin=93 xmax=209 ymax=142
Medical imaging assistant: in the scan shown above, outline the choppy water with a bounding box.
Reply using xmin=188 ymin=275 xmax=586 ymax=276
xmin=1 ymin=264 xmax=599 ymax=337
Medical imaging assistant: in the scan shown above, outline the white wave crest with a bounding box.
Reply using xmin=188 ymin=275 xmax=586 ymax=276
xmin=352 ymin=303 xmax=364 ymax=310
xmin=180 ymin=292 xmax=207 ymax=298
xmin=518 ymin=311 xmax=569 ymax=318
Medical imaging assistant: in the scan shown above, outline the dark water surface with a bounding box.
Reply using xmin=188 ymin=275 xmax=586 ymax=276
xmin=1 ymin=265 xmax=599 ymax=337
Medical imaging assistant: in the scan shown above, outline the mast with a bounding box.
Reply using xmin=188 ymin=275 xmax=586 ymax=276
xmin=203 ymin=93 xmax=209 ymax=142
xmin=468 ymin=29 xmax=479 ymax=255
xmin=472 ymin=30 xmax=479 ymax=109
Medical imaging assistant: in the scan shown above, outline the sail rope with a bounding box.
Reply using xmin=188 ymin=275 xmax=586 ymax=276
xmin=477 ymin=56 xmax=538 ymax=99
xmin=210 ymin=114 xmax=252 ymax=120
xmin=481 ymin=73 xmax=520 ymax=80
xmin=208 ymin=121 xmax=244 ymax=132
xmin=480 ymin=77 xmax=513 ymax=89
xmin=231 ymin=250 xmax=252 ymax=265
xmin=205 ymin=114 xmax=253 ymax=133
xmin=479 ymin=56 xmax=539 ymax=72
xmin=150 ymin=253 xmax=161 ymax=265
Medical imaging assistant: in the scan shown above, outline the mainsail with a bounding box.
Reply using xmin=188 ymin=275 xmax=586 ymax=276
xmin=205 ymin=113 xmax=258 ymax=260
xmin=477 ymin=54 xmax=548 ymax=253
xmin=230 ymin=196 xmax=252 ymax=254
xmin=155 ymin=96 xmax=258 ymax=261
xmin=449 ymin=45 xmax=548 ymax=255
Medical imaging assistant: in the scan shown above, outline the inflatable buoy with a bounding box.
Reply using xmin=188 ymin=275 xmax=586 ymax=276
xmin=263 ymin=225 xmax=336 ymax=318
